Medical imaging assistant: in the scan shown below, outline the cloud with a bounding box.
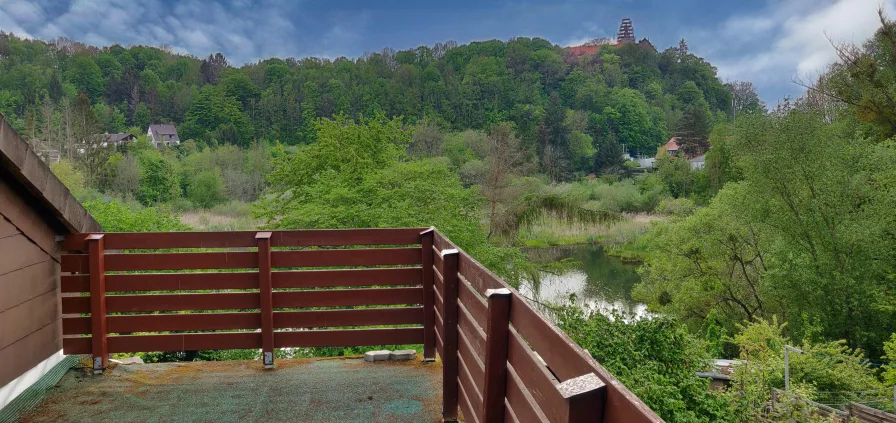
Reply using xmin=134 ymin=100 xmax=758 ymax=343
xmin=0 ymin=0 xmax=319 ymax=64
xmin=691 ymin=0 xmax=896 ymax=101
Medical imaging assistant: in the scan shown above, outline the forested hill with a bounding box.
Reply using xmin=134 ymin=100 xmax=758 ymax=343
xmin=0 ymin=32 xmax=750 ymax=159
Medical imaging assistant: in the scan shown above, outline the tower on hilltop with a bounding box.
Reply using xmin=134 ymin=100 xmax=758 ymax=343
xmin=617 ymin=17 xmax=635 ymax=44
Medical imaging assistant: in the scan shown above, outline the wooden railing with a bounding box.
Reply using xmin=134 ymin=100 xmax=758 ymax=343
xmin=59 ymin=228 xmax=662 ymax=423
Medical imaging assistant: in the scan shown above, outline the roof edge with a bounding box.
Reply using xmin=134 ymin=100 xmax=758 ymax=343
xmin=0 ymin=113 xmax=102 ymax=234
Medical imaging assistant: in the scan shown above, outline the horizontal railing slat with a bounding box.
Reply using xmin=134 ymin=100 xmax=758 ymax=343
xmin=273 ymin=307 xmax=423 ymax=329
xmin=458 ymin=302 xmax=486 ymax=358
xmin=63 ymin=312 xmax=261 ymax=335
xmin=61 ymin=228 xmax=427 ymax=251
xmin=62 ymin=268 xmax=421 ymax=293
xmin=62 ymin=272 xmax=258 ymax=293
xmin=509 ymin=295 xmax=594 ymax=382
xmin=506 ymin=363 xmax=550 ymax=423
xmin=273 ymin=267 xmax=421 ymax=288
xmin=273 ymin=287 xmax=422 ymax=308
xmin=507 ymin=329 xmax=566 ymax=423
xmin=62 ymin=307 xmax=424 ymax=335
xmin=62 ymin=288 xmax=421 ymax=313
xmin=459 ymin=353 xmax=484 ymax=423
xmin=275 ymin=327 xmax=422 ymax=348
xmin=458 ymin=251 xmax=504 ymax=296
xmin=63 ymin=292 xmax=259 ymax=313
xmin=62 ymin=248 xmax=422 ymax=272
xmin=64 ymin=328 xmax=422 ymax=354
xmin=458 ymin=326 xmax=485 ymax=391
xmin=64 ymin=332 xmax=261 ymax=354
xmin=458 ymin=373 xmax=479 ymax=423
xmin=458 ymin=275 xmax=487 ymax=330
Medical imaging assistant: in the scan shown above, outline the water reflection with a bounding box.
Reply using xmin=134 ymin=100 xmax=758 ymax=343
xmin=520 ymin=245 xmax=649 ymax=318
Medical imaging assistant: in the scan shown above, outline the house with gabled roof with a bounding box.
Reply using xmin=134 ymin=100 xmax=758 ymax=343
xmin=146 ymin=124 xmax=180 ymax=148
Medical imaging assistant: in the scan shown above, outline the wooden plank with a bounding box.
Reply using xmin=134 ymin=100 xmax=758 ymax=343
xmin=0 ymin=234 xmax=48 ymax=276
xmin=507 ymin=329 xmax=566 ymax=423
xmin=435 ymin=324 xmax=445 ymax=358
xmin=459 ymin=353 xmax=484 ymax=423
xmin=63 ymin=312 xmax=261 ymax=335
xmin=458 ymin=327 xmax=485 ymax=392
xmin=505 ymin=400 xmax=521 ymax=423
xmin=257 ymin=232 xmax=274 ymax=367
xmin=435 ymin=284 xmax=444 ymax=314
xmin=64 ymin=332 xmax=262 ymax=354
xmin=0 ymin=216 xmax=20 ymax=238
xmin=63 ymin=309 xmax=425 ymax=335
xmin=0 ymin=259 xmax=57 ymax=313
xmin=459 ymin=276 xmax=488 ymax=330
xmin=434 ymin=266 xmax=444 ymax=295
xmin=459 ymin=302 xmax=487 ymax=359
xmin=62 ymin=228 xmax=427 ymax=251
xmin=459 ymin=371 xmax=481 ymax=423
xmin=275 ymin=327 xmax=422 ymax=348
xmin=458 ymin=252 xmax=504 ymax=296
xmin=0 ymin=289 xmax=59 ymax=351
xmin=421 ymin=228 xmax=435 ymax=360
xmin=63 ymin=292 xmax=260 ymax=314
xmin=272 ymin=267 xmax=421 ymax=289
xmin=62 ymin=272 xmax=258 ymax=293
xmin=442 ymin=250 xmax=461 ymax=421
xmin=433 ymin=230 xmax=456 ymax=252
xmin=274 ymin=307 xmax=423 ymax=329
xmin=509 ymin=295 xmax=594 ymax=382
xmin=0 ymin=320 xmax=61 ymax=387
xmin=272 ymin=248 xmax=422 ymax=268
xmin=88 ymin=235 xmax=107 ymax=371
xmin=506 ymin=363 xmax=549 ymax=423
xmin=273 ymin=287 xmax=423 ymax=308
xmin=434 ymin=245 xmax=444 ymax=274
xmin=0 ymin=180 xmax=60 ymax=260
xmin=62 ymin=249 xmax=424 ymax=272
xmin=62 ymin=251 xmax=257 ymax=273
xmin=482 ymin=289 xmax=512 ymax=423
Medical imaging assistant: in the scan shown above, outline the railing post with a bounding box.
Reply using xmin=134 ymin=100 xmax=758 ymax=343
xmin=87 ymin=234 xmax=107 ymax=375
xmin=557 ymin=373 xmax=606 ymax=423
xmin=256 ymin=231 xmax=274 ymax=369
xmin=420 ymin=227 xmax=435 ymax=362
xmin=441 ymin=249 xmax=460 ymax=422
xmin=482 ymin=288 xmax=511 ymax=423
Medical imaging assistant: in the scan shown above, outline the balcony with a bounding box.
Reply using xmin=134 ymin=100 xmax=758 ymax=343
xmin=44 ymin=228 xmax=659 ymax=423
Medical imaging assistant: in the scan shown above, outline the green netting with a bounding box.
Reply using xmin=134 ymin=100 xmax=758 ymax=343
xmin=14 ymin=358 xmax=442 ymax=423
xmin=0 ymin=355 xmax=78 ymax=423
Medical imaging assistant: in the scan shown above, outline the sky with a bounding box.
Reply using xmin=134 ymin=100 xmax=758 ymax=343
xmin=1 ymin=0 xmax=894 ymax=104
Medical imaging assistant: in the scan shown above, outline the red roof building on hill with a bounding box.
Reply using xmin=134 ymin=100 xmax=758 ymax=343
xmin=567 ymin=17 xmax=656 ymax=58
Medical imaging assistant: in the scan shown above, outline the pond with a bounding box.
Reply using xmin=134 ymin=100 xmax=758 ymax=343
xmin=519 ymin=245 xmax=648 ymax=317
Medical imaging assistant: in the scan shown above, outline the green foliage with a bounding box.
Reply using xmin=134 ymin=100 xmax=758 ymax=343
xmin=187 ymin=169 xmax=226 ymax=208
xmin=83 ymin=199 xmax=189 ymax=232
xmin=134 ymin=150 xmax=180 ymax=205
xmin=49 ymin=160 xmax=86 ymax=197
xmin=554 ymin=304 xmax=735 ymax=423
xmin=67 ymin=56 xmax=104 ymax=101
xmin=883 ymin=334 xmax=896 ymax=385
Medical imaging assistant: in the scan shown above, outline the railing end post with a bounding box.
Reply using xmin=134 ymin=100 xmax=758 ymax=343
xmin=482 ymin=288 xmax=512 ymax=423
xmin=558 ymin=373 xmax=607 ymax=423
xmin=87 ymin=234 xmax=107 ymax=374
xmin=257 ymin=232 xmax=275 ymax=370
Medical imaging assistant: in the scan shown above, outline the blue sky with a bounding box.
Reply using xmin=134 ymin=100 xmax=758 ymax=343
xmin=1 ymin=0 xmax=894 ymax=103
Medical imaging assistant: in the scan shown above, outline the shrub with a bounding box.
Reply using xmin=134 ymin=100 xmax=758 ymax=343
xmin=188 ymin=169 xmax=226 ymax=208
xmin=656 ymin=197 xmax=696 ymax=217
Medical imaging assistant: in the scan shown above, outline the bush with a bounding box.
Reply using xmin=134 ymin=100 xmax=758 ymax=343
xmin=657 ymin=197 xmax=696 ymax=217
xmin=50 ymin=160 xmax=86 ymax=197
xmin=188 ymin=169 xmax=226 ymax=208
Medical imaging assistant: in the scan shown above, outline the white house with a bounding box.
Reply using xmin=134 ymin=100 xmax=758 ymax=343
xmin=147 ymin=124 xmax=180 ymax=148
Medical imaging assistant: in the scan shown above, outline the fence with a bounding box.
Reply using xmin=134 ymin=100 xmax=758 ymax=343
xmin=59 ymin=228 xmax=661 ymax=423
xmin=771 ymin=388 xmax=896 ymax=423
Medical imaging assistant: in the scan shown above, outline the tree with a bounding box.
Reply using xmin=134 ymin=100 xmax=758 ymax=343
xmin=111 ymin=154 xmax=141 ymax=199
xmin=538 ymin=92 xmax=571 ymax=181
xmin=188 ymin=169 xmax=226 ymax=207
xmin=68 ymin=57 xmax=104 ymax=102
xmin=72 ymin=92 xmax=112 ymax=186
xmin=477 ymin=123 xmax=532 ymax=240
xmin=408 ymin=117 xmax=444 ymax=158
xmin=675 ymin=105 xmax=712 ymax=156
xmin=727 ymin=80 xmax=766 ymax=117
xmin=200 ymin=53 xmax=229 ymax=84
xmin=299 ymin=81 xmax=320 ymax=144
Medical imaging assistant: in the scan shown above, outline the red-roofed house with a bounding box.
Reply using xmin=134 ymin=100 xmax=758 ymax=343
xmin=662 ymin=137 xmax=682 ymax=157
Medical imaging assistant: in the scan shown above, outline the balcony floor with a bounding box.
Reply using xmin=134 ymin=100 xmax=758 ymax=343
xmin=19 ymin=357 xmax=443 ymax=423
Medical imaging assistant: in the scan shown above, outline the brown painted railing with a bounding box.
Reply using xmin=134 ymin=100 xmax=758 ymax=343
xmin=59 ymin=228 xmax=661 ymax=423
